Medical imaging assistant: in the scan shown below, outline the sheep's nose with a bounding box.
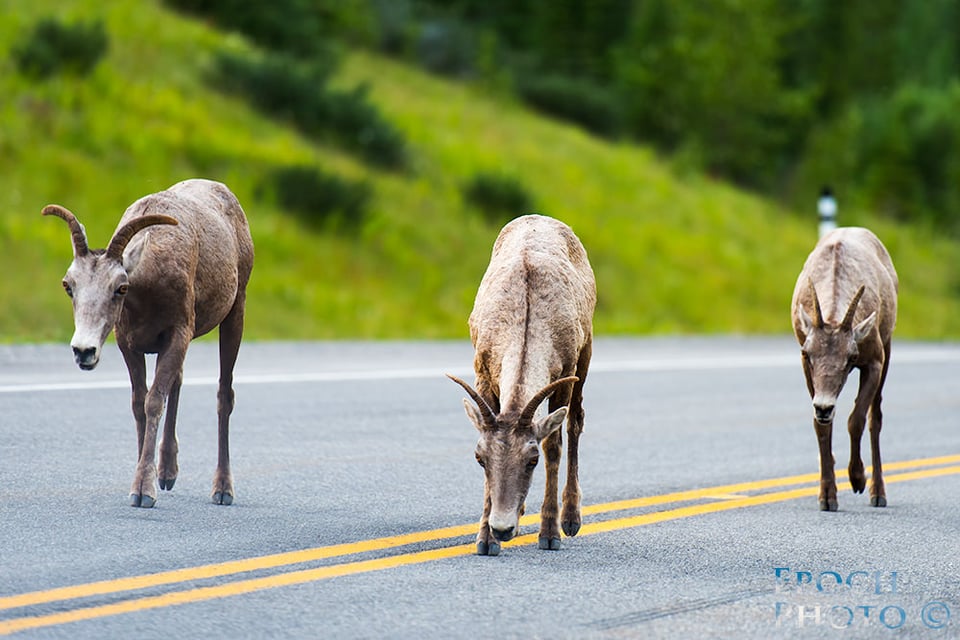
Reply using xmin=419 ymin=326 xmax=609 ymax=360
xmin=490 ymin=526 xmax=515 ymax=542
xmin=814 ymin=403 xmax=835 ymax=424
xmin=73 ymin=346 xmax=98 ymax=369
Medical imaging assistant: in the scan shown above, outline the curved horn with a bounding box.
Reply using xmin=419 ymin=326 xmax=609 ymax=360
xmin=42 ymin=205 xmax=89 ymax=257
xmin=518 ymin=376 xmax=579 ymax=427
xmin=447 ymin=374 xmax=496 ymax=428
xmin=106 ymin=215 xmax=178 ymax=261
xmin=807 ymin=278 xmax=824 ymax=328
xmin=841 ymin=285 xmax=866 ymax=330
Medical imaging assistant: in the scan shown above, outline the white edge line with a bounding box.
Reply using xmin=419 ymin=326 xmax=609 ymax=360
xmin=1 ymin=350 xmax=957 ymax=394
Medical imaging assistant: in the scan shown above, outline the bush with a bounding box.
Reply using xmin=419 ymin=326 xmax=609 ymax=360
xmin=463 ymin=172 xmax=534 ymax=223
xmin=213 ymin=51 xmax=407 ymax=169
xmin=12 ymin=18 xmax=108 ymax=79
xmin=163 ymin=0 xmax=332 ymax=59
xmin=264 ymin=165 xmax=372 ymax=230
xmin=516 ymin=73 xmax=623 ymax=138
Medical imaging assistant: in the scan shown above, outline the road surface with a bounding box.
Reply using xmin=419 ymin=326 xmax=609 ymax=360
xmin=1 ymin=337 xmax=959 ymax=638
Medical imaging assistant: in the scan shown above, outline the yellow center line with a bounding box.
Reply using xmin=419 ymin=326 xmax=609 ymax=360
xmin=2 ymin=453 xmax=958 ymax=612
xmin=1 ymin=454 xmax=959 ymax=636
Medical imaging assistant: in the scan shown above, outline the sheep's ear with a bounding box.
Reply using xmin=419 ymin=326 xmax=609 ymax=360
xmin=797 ymin=305 xmax=814 ymax=338
xmin=462 ymin=399 xmax=486 ymax=432
xmin=122 ymin=235 xmax=146 ymax=273
xmin=853 ymin=311 xmax=877 ymax=343
xmin=533 ymin=407 xmax=567 ymax=442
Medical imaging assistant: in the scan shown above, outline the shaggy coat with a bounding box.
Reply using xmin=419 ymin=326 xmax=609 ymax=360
xmin=791 ymin=227 xmax=897 ymax=511
xmin=451 ymin=214 xmax=596 ymax=555
xmin=46 ymin=179 xmax=254 ymax=508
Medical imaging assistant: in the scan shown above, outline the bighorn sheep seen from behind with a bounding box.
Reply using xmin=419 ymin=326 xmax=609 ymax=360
xmin=791 ymin=227 xmax=897 ymax=511
xmin=45 ymin=179 xmax=254 ymax=508
xmin=449 ymin=214 xmax=596 ymax=555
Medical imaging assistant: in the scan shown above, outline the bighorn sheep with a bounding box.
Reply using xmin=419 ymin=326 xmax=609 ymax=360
xmin=449 ymin=214 xmax=596 ymax=555
xmin=45 ymin=179 xmax=254 ymax=508
xmin=791 ymin=227 xmax=897 ymax=511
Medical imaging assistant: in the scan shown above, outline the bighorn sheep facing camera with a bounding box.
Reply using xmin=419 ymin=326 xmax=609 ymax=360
xmin=449 ymin=214 xmax=596 ymax=555
xmin=45 ymin=179 xmax=254 ymax=508
xmin=791 ymin=227 xmax=897 ymax=511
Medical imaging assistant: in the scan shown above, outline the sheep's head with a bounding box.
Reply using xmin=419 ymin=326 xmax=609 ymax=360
xmin=43 ymin=205 xmax=177 ymax=370
xmin=448 ymin=374 xmax=577 ymax=543
xmin=797 ymin=281 xmax=876 ymax=424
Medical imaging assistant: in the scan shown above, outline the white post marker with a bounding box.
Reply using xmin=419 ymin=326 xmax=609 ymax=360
xmin=818 ymin=187 xmax=837 ymax=238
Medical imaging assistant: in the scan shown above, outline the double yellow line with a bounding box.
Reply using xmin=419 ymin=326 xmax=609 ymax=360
xmin=3 ymin=454 xmax=960 ymax=635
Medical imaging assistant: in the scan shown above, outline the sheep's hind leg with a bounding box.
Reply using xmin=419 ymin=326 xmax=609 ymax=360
xmin=212 ymin=299 xmax=244 ymax=505
xmin=158 ymin=370 xmax=182 ymax=491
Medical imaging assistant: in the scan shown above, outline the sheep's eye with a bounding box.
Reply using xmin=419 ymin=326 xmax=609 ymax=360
xmin=62 ymin=281 xmax=73 ymax=298
xmin=115 ymin=284 xmax=129 ymax=297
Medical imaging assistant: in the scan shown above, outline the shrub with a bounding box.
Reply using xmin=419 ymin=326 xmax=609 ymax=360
xmin=162 ymin=0 xmax=332 ymax=59
xmin=463 ymin=172 xmax=534 ymax=223
xmin=12 ymin=18 xmax=108 ymax=79
xmin=213 ymin=51 xmax=407 ymax=169
xmin=264 ymin=165 xmax=372 ymax=230
xmin=515 ymin=73 xmax=623 ymax=138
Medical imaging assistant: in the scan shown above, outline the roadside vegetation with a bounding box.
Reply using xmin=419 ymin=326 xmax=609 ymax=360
xmin=1 ymin=1 xmax=958 ymax=342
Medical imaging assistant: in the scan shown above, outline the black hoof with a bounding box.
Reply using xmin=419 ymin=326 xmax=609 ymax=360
xmin=130 ymin=494 xmax=156 ymax=508
xmin=538 ymin=537 xmax=561 ymax=551
xmin=870 ymin=496 xmax=887 ymax=507
xmin=477 ymin=541 xmax=500 ymax=556
xmin=159 ymin=477 xmax=176 ymax=491
xmin=819 ymin=499 xmax=838 ymax=512
xmin=212 ymin=492 xmax=233 ymax=506
xmin=561 ymin=521 xmax=581 ymax=537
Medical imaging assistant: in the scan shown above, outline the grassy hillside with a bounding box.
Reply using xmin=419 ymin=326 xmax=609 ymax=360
xmin=1 ymin=0 xmax=959 ymax=342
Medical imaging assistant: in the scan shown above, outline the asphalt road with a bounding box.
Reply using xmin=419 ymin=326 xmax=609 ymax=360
xmin=1 ymin=337 xmax=959 ymax=639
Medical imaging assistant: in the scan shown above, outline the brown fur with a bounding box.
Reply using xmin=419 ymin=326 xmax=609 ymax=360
xmin=46 ymin=179 xmax=254 ymax=508
xmin=791 ymin=227 xmax=898 ymax=511
xmin=450 ymin=214 xmax=596 ymax=555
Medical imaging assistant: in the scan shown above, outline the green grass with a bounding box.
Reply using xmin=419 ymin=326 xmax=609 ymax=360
xmin=1 ymin=0 xmax=959 ymax=342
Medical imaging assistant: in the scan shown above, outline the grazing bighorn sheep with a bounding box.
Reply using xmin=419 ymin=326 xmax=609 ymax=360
xmin=449 ymin=214 xmax=596 ymax=555
xmin=791 ymin=227 xmax=897 ymax=511
xmin=45 ymin=179 xmax=254 ymax=508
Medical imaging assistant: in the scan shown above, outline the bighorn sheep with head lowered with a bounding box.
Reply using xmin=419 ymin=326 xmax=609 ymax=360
xmin=45 ymin=179 xmax=254 ymax=508
xmin=791 ymin=227 xmax=897 ymax=511
xmin=449 ymin=214 xmax=596 ymax=555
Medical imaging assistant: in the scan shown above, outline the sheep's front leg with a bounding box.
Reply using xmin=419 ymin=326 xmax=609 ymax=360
xmin=538 ymin=428 xmax=562 ymax=550
xmin=868 ymin=346 xmax=890 ymax=507
xmin=130 ymin=336 xmax=189 ymax=508
xmin=476 ymin=481 xmax=498 ymax=556
xmin=561 ymin=403 xmax=584 ymax=537
xmin=562 ymin=345 xmax=590 ymax=537
xmin=814 ymin=419 xmax=837 ymax=511
xmin=120 ymin=348 xmax=148 ymax=459
xmin=847 ymin=363 xmax=880 ymax=497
